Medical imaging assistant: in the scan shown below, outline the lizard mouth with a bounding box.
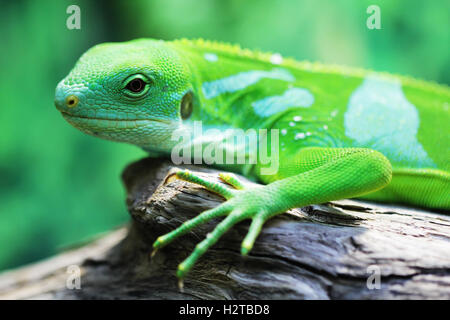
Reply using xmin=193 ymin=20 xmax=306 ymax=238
xmin=60 ymin=111 xmax=173 ymax=126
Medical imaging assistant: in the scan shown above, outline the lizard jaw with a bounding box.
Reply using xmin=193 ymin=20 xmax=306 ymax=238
xmin=60 ymin=111 xmax=179 ymax=151
xmin=60 ymin=111 xmax=173 ymax=126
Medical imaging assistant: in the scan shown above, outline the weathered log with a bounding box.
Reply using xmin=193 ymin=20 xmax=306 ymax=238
xmin=0 ymin=157 xmax=449 ymax=299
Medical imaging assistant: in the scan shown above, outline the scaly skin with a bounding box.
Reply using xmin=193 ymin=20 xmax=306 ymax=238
xmin=55 ymin=38 xmax=450 ymax=283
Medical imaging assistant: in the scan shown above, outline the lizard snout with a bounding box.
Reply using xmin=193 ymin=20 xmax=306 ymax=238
xmin=54 ymin=80 xmax=82 ymax=112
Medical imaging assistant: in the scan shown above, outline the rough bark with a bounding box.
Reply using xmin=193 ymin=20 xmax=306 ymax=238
xmin=1 ymin=157 xmax=449 ymax=300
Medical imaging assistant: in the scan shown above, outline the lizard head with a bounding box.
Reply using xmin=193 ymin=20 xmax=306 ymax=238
xmin=55 ymin=39 xmax=193 ymax=153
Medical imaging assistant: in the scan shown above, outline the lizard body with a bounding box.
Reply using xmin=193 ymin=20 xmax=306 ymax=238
xmin=55 ymin=39 xmax=450 ymax=280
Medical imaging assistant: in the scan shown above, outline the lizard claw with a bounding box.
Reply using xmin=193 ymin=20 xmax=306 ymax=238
xmin=178 ymin=279 xmax=184 ymax=293
xmin=153 ymin=170 xmax=274 ymax=282
xmin=175 ymin=169 xmax=236 ymax=199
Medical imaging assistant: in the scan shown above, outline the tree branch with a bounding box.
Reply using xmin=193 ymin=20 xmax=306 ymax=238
xmin=1 ymin=157 xmax=449 ymax=299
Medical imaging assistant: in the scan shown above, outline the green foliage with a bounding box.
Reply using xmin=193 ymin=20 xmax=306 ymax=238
xmin=0 ymin=0 xmax=448 ymax=271
xmin=0 ymin=1 xmax=146 ymax=270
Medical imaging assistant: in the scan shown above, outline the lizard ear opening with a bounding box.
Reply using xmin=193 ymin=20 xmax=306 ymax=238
xmin=180 ymin=91 xmax=193 ymax=120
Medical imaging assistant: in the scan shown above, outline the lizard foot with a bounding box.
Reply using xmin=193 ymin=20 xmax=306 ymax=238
xmin=152 ymin=169 xmax=274 ymax=281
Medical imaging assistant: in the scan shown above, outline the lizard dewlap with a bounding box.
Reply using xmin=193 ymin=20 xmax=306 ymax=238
xmin=55 ymin=38 xmax=450 ymax=279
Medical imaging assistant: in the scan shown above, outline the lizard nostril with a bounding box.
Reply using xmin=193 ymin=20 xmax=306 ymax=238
xmin=65 ymin=95 xmax=79 ymax=108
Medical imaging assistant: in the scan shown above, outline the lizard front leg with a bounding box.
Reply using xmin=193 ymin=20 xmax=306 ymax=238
xmin=152 ymin=147 xmax=392 ymax=285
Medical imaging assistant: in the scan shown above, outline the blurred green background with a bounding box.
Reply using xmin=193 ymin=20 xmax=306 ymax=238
xmin=0 ymin=0 xmax=448 ymax=271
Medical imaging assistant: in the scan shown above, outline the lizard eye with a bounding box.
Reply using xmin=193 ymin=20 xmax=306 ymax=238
xmin=126 ymin=78 xmax=145 ymax=93
xmin=123 ymin=74 xmax=151 ymax=98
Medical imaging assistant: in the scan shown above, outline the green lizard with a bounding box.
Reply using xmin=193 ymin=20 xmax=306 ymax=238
xmin=55 ymin=38 xmax=450 ymax=282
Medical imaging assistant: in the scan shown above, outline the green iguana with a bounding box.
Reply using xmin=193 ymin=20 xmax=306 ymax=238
xmin=55 ymin=38 xmax=450 ymax=283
